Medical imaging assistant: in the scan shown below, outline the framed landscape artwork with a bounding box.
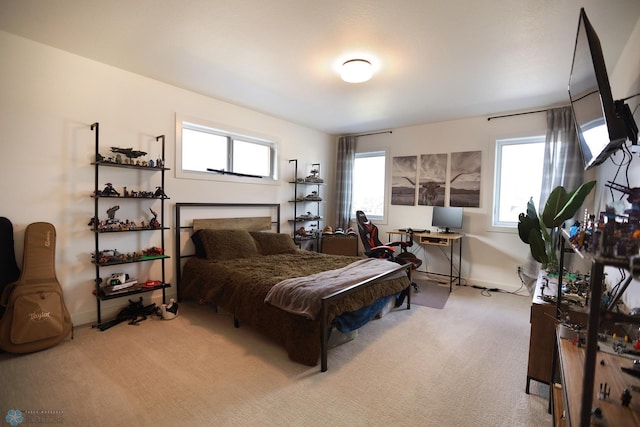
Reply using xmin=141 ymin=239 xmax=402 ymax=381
xmin=391 ymin=156 xmax=417 ymax=206
xmin=450 ymin=151 xmax=481 ymax=207
xmin=418 ymin=153 xmax=446 ymax=206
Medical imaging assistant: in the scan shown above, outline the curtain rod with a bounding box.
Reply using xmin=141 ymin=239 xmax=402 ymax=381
xmin=348 ymin=130 xmax=393 ymax=137
xmin=488 ymin=94 xmax=640 ymax=121
xmin=487 ymin=105 xmax=569 ymax=121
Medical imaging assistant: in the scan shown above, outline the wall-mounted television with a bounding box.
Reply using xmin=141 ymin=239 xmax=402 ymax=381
xmin=432 ymin=206 xmax=463 ymax=234
xmin=568 ymin=8 xmax=637 ymax=170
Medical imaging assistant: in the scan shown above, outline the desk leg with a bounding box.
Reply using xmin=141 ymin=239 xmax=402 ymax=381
xmin=449 ymin=242 xmax=453 ymax=292
xmin=458 ymin=238 xmax=462 ymax=287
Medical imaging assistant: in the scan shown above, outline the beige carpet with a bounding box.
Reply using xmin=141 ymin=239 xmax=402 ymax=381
xmin=0 ymin=286 xmax=550 ymax=427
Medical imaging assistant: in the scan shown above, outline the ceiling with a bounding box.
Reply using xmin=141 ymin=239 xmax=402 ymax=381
xmin=1 ymin=1 xmax=639 ymax=135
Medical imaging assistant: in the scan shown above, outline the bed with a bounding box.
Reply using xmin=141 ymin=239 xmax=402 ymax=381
xmin=175 ymin=203 xmax=412 ymax=371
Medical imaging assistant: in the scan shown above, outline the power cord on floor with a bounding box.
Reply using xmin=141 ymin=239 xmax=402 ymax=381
xmin=415 ymin=269 xmax=531 ymax=297
xmin=470 ymin=276 xmax=530 ymax=298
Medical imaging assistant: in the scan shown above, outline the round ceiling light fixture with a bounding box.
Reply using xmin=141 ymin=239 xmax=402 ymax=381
xmin=341 ymin=59 xmax=373 ymax=83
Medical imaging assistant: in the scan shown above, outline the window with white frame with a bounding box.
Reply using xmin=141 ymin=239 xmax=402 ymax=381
xmin=493 ymin=136 xmax=545 ymax=227
xmin=351 ymin=151 xmax=387 ymax=220
xmin=176 ymin=117 xmax=277 ymax=182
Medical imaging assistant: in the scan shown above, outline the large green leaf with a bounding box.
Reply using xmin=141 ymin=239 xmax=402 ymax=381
xmin=541 ymin=186 xmax=569 ymax=227
xmin=517 ymin=181 xmax=595 ymax=267
xmin=517 ymin=198 xmax=540 ymax=244
xmin=518 ymin=214 xmax=536 ymax=243
xmin=528 ymin=227 xmax=547 ymax=264
xmin=554 ymin=180 xmax=596 ymax=223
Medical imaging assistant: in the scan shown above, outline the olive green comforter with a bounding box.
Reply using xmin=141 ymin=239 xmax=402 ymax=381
xmin=180 ymin=250 xmax=409 ymax=366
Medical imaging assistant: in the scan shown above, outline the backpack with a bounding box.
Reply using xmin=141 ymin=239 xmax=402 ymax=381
xmin=0 ymin=222 xmax=73 ymax=353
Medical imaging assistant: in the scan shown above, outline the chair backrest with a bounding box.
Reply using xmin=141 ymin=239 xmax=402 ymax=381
xmin=355 ymin=210 xmax=383 ymax=251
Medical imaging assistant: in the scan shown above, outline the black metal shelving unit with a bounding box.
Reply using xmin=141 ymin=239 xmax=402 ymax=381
xmin=288 ymin=159 xmax=322 ymax=249
xmin=89 ymin=122 xmax=170 ymax=326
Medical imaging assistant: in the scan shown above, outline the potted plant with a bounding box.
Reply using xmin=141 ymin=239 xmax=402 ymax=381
xmin=518 ymin=180 xmax=596 ymax=269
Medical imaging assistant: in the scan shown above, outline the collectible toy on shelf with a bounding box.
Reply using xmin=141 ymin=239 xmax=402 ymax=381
xmin=100 ymin=272 xmax=138 ymax=296
xmin=153 ymin=186 xmax=166 ymax=198
xmin=569 ymin=181 xmax=640 ymax=260
xmin=295 ymin=212 xmax=320 ymax=221
xmin=304 ymin=168 xmax=323 ymax=183
xmin=96 ymin=146 xmax=164 ymax=168
xmin=106 ymin=205 xmax=119 ymax=220
xmin=538 ymin=271 xmax=590 ymax=308
xmin=148 ymin=208 xmax=161 ymax=229
xmin=143 ymin=246 xmax=163 ymax=256
xmin=110 ymin=147 xmax=147 ymax=160
xmin=98 ymin=184 xmax=165 ymax=198
xmin=89 ymin=205 xmax=162 ymax=232
xmin=92 ymin=246 xmax=164 ymax=265
xmin=303 ymin=190 xmax=322 ymax=201
xmin=99 ymin=182 xmax=120 ymax=197
xmin=587 ymin=181 xmax=640 ymax=259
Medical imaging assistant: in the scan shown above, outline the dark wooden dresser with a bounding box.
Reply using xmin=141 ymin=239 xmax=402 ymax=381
xmin=527 ymin=272 xmax=588 ymax=393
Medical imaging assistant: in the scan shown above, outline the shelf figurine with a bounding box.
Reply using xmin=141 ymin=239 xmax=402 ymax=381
xmin=106 ymin=205 xmax=120 ymax=221
xmin=101 ymin=182 xmax=120 ymax=197
xmin=149 ymin=208 xmax=160 ymax=229
xmin=110 ymin=146 xmax=147 ymax=160
xmin=305 ymin=168 xmax=323 ymax=183
xmin=621 ymin=388 xmax=632 ymax=406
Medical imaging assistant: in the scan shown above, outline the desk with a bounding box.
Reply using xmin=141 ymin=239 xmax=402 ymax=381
xmin=387 ymin=231 xmax=463 ymax=291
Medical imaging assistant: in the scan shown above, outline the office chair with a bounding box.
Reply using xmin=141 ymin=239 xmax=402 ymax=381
xmin=355 ymin=210 xmax=422 ymax=290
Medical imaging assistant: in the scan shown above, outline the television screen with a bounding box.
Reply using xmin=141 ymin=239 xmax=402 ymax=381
xmin=432 ymin=206 xmax=463 ymax=234
xmin=569 ymin=8 xmax=629 ymax=170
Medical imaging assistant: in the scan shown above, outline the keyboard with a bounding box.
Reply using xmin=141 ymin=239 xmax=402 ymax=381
xmin=398 ymin=228 xmax=427 ymax=233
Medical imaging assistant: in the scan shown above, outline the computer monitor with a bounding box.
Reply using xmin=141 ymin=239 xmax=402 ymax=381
xmin=432 ymin=206 xmax=463 ymax=234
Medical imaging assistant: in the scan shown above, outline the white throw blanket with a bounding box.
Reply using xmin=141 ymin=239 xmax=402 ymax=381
xmin=264 ymin=258 xmax=406 ymax=320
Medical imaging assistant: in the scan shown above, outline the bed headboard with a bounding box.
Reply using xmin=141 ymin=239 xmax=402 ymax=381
xmin=193 ymin=216 xmax=272 ymax=231
xmin=174 ymin=203 xmax=281 ymax=301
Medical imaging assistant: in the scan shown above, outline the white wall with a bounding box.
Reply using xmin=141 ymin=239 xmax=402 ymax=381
xmin=0 ymin=31 xmax=333 ymax=325
xmin=355 ymin=114 xmax=547 ymax=291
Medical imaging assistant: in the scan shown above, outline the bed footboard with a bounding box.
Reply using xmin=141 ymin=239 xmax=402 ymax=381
xmin=319 ymin=262 xmax=412 ymax=372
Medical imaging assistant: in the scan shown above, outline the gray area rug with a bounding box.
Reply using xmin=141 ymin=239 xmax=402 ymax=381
xmin=410 ymin=278 xmax=451 ymax=309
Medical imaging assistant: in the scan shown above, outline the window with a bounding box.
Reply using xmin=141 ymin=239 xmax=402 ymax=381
xmin=493 ymin=136 xmax=545 ymax=227
xmin=352 ymin=151 xmax=386 ymax=220
xmin=176 ymin=117 xmax=277 ymax=182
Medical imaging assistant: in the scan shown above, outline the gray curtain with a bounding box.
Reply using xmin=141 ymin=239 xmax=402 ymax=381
xmin=538 ymin=106 xmax=584 ymax=208
xmin=523 ymin=106 xmax=583 ymax=293
xmin=335 ymin=136 xmax=357 ymax=229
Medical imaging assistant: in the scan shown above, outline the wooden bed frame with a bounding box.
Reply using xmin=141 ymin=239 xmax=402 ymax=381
xmin=174 ymin=202 xmax=411 ymax=371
